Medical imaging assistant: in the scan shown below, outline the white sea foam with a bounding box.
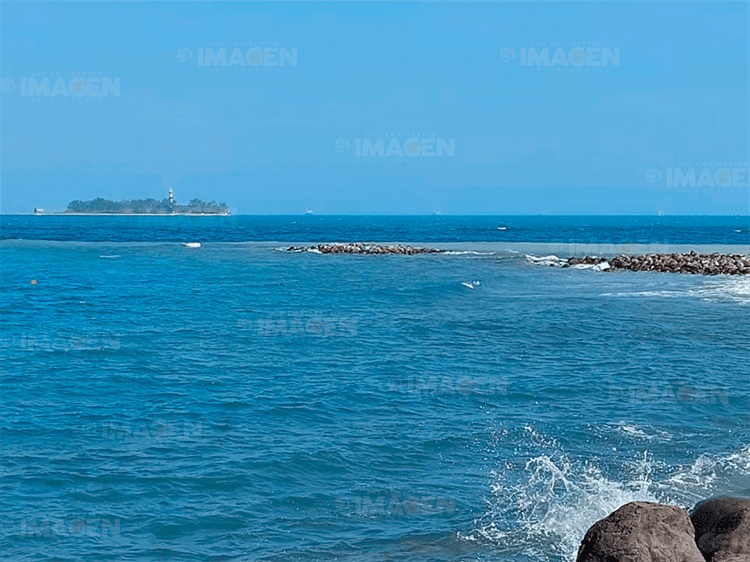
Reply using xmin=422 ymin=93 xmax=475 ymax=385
xmin=569 ymin=261 xmax=610 ymax=271
xmin=99 ymin=255 xmax=121 ymax=259
xmin=525 ymin=254 xmax=565 ymax=267
xmin=616 ymin=424 xmax=672 ymax=442
xmin=442 ymin=250 xmax=495 ymax=255
xmin=660 ymin=445 xmax=750 ymax=504
xmin=689 ymin=276 xmax=750 ymax=305
xmin=601 ymin=290 xmax=682 ymax=298
xmin=525 ymin=254 xmax=562 ymax=262
xmin=726 ymin=444 xmax=750 ymax=472
xmin=525 ymin=254 xmax=611 ymax=270
xmin=461 ymin=452 xmax=660 ymax=561
xmin=463 ymin=427 xmax=750 ymax=562
xmin=603 ymin=277 xmax=750 ymax=305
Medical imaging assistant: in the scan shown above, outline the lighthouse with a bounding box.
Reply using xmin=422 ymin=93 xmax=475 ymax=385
xmin=168 ymin=188 xmax=175 ymax=205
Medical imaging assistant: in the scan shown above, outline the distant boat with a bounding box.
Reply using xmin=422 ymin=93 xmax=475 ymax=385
xmin=497 ymin=226 xmax=507 ymax=230
xmin=33 ymin=208 xmax=44 ymax=215
xmin=306 ymin=208 xmax=314 ymax=214
xmin=183 ymin=242 xmax=201 ymax=248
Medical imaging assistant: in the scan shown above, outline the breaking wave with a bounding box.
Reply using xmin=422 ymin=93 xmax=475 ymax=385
xmin=461 ymin=427 xmax=750 ymax=562
xmin=602 ymin=276 xmax=750 ymax=305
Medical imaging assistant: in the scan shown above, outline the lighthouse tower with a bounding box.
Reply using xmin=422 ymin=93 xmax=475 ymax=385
xmin=168 ymin=188 xmax=175 ymax=205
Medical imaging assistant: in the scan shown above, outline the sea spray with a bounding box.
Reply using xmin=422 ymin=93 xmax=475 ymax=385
xmin=463 ymin=425 xmax=750 ymax=561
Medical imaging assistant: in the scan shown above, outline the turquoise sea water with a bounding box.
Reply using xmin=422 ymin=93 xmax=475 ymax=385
xmin=1 ymin=216 xmax=749 ymax=562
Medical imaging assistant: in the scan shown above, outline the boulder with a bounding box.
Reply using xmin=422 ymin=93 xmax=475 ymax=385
xmin=690 ymin=497 xmax=750 ymax=562
xmin=576 ymin=501 xmax=705 ymax=562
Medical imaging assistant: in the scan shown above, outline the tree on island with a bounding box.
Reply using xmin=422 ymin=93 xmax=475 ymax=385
xmin=66 ymin=196 xmax=229 ymax=215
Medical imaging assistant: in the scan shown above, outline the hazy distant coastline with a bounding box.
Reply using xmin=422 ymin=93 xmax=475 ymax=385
xmin=34 ymin=190 xmax=230 ymax=216
xmin=33 ymin=212 xmax=231 ymax=216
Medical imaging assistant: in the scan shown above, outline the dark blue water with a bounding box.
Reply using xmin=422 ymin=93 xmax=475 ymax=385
xmin=1 ymin=217 xmax=749 ymax=562
xmin=2 ymin=214 xmax=749 ymax=244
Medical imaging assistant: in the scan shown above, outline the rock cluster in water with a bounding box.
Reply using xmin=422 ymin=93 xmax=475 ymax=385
xmin=576 ymin=497 xmax=750 ymax=562
xmin=566 ymin=252 xmax=750 ymax=275
xmin=287 ymin=243 xmax=442 ymax=255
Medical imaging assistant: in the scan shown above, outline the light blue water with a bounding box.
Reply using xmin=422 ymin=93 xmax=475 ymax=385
xmin=1 ymin=217 xmax=749 ymax=562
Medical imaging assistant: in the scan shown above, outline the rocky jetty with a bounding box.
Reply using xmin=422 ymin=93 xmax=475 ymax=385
xmin=566 ymin=252 xmax=750 ymax=275
xmin=577 ymin=497 xmax=750 ymax=562
xmin=287 ymin=243 xmax=442 ymax=255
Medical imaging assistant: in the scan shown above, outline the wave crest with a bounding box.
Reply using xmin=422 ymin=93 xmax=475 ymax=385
xmin=462 ymin=427 xmax=750 ymax=561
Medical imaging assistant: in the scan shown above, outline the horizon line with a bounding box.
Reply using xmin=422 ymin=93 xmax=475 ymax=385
xmin=2 ymin=213 xmax=749 ymax=217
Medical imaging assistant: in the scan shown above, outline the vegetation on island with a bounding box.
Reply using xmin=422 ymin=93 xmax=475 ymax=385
xmin=65 ymin=197 xmax=229 ymax=215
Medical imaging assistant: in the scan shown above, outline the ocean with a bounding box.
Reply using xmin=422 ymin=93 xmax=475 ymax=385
xmin=1 ymin=215 xmax=749 ymax=562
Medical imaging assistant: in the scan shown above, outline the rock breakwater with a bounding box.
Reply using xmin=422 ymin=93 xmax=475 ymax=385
xmin=566 ymin=252 xmax=750 ymax=275
xmin=287 ymin=243 xmax=442 ymax=255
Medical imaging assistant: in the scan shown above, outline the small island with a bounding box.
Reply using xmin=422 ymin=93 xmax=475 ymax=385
xmin=36 ymin=189 xmax=230 ymax=215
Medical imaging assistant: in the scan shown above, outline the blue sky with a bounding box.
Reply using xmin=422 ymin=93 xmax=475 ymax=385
xmin=1 ymin=1 xmax=748 ymax=215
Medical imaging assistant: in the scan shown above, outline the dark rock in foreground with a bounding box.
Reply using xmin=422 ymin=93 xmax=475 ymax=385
xmin=566 ymin=252 xmax=750 ymax=275
xmin=691 ymin=497 xmax=750 ymax=562
xmin=287 ymin=243 xmax=442 ymax=255
xmin=576 ymin=501 xmax=705 ymax=562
